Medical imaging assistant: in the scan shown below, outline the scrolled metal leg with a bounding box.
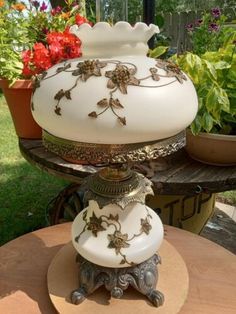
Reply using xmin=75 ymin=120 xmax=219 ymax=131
xmin=147 ymin=289 xmax=165 ymax=307
xmin=71 ymin=255 xmax=106 ymax=304
xmin=71 ymin=253 xmax=164 ymax=307
xmin=127 ymin=254 xmax=165 ymax=307
xmin=110 ymin=287 xmax=124 ymax=299
xmin=71 ymin=288 xmax=87 ymax=305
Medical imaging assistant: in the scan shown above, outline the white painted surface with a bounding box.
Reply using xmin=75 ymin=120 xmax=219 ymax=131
xmin=32 ymin=22 xmax=198 ymax=144
xmin=216 ymin=201 xmax=236 ymax=222
xmin=71 ymin=201 xmax=164 ymax=268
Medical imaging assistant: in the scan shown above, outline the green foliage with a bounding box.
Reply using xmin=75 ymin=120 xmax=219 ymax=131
xmin=149 ymin=46 xmax=168 ymax=58
xmin=0 ymin=4 xmax=24 ymax=81
xmin=86 ymin=0 xmax=236 ymax=23
xmin=0 ymin=1 xmax=85 ymax=82
xmin=85 ymin=0 xmax=96 ymax=23
xmin=186 ymin=9 xmax=235 ymax=55
xmin=173 ymin=39 xmax=236 ymax=135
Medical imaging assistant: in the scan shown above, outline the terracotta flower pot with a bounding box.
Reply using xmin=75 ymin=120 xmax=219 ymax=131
xmin=0 ymin=79 xmax=42 ymax=139
xmin=186 ymin=129 xmax=236 ymax=166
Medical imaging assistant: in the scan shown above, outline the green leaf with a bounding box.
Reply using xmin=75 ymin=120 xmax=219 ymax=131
xmin=190 ymin=116 xmax=202 ymax=135
xmin=149 ymin=46 xmax=168 ymax=58
xmin=206 ymin=86 xmax=230 ymax=114
xmin=214 ymin=61 xmax=231 ymax=70
xmin=202 ymin=51 xmax=216 ymax=62
xmin=222 ymin=114 xmax=236 ymax=124
xmin=202 ymin=112 xmax=214 ymax=133
xmin=186 ymin=53 xmax=203 ymax=69
xmin=203 ymin=60 xmax=217 ymax=80
xmin=184 ymin=53 xmax=204 ymax=84
xmin=155 ymin=14 xmax=165 ymax=28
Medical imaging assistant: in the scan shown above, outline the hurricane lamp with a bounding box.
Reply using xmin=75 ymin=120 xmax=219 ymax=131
xmin=32 ymin=22 xmax=198 ymax=307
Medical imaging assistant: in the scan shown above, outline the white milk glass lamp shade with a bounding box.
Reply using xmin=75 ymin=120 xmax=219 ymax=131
xmin=32 ymin=22 xmax=198 ymax=145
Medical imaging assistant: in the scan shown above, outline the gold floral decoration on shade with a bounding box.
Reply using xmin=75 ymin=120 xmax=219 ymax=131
xmin=35 ymin=59 xmax=187 ymax=126
xmin=72 ymin=60 xmax=107 ymax=81
xmin=88 ymin=97 xmax=126 ymax=126
xmin=140 ymin=217 xmax=152 ymax=235
xmin=156 ymin=60 xmax=187 ymax=83
xmin=149 ymin=68 xmax=160 ymax=81
xmin=105 ymin=64 xmax=140 ymax=94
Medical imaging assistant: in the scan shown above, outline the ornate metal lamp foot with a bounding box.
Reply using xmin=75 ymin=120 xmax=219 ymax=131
xmin=147 ymin=290 xmax=164 ymax=307
xmin=71 ymin=288 xmax=87 ymax=305
xmin=71 ymin=253 xmax=164 ymax=307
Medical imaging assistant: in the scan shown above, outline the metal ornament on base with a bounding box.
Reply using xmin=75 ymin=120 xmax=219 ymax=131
xmin=32 ymin=19 xmax=197 ymax=310
xmin=71 ymin=253 xmax=164 ymax=307
xmin=69 ymin=134 xmax=186 ymax=307
xmin=71 ymin=164 xmax=165 ymax=307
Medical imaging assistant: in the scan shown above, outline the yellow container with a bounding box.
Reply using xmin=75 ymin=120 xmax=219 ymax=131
xmin=146 ymin=193 xmax=215 ymax=234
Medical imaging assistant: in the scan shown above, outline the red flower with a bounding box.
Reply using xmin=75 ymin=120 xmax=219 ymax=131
xmin=22 ymin=50 xmax=32 ymax=64
xmin=33 ymin=43 xmax=52 ymax=71
xmin=75 ymin=14 xmax=90 ymax=26
xmin=47 ymin=31 xmax=64 ymax=44
xmin=48 ymin=41 xmax=64 ymax=63
xmin=47 ymin=30 xmax=81 ymax=62
xmin=22 ymin=50 xmax=36 ymax=77
xmin=21 ymin=30 xmax=82 ymax=78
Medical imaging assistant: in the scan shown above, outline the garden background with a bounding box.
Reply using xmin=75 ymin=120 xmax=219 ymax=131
xmin=0 ymin=0 xmax=236 ymax=245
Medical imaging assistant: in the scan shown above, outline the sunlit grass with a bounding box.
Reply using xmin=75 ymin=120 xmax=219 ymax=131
xmin=0 ymin=95 xmax=68 ymax=245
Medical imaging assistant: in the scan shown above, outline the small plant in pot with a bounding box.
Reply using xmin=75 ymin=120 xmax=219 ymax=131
xmin=173 ymin=8 xmax=236 ymax=165
xmin=0 ymin=0 xmax=88 ymax=139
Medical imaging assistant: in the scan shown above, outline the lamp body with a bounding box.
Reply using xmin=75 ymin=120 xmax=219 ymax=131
xmin=31 ymin=22 xmax=198 ymax=305
xmin=32 ymin=22 xmax=198 ymax=145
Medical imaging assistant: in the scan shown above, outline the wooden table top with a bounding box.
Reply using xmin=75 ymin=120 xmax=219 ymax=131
xmin=19 ymin=139 xmax=236 ymax=195
xmin=0 ymin=223 xmax=235 ymax=314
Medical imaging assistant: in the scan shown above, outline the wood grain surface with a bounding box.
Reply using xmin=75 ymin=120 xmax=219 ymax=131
xmin=0 ymin=223 xmax=235 ymax=314
xmin=19 ymin=139 xmax=236 ymax=195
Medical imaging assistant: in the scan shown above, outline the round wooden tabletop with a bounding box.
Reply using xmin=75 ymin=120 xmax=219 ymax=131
xmin=19 ymin=139 xmax=236 ymax=195
xmin=0 ymin=223 xmax=235 ymax=314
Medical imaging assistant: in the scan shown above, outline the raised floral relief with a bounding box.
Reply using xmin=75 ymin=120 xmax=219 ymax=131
xmin=72 ymin=60 xmax=107 ymax=81
xmin=87 ymin=212 xmax=106 ymax=236
xmin=155 ymin=60 xmax=187 ymax=83
xmin=74 ymin=207 xmax=153 ymax=266
xmin=35 ymin=59 xmax=187 ymax=125
xmin=140 ymin=217 xmax=152 ymax=235
xmin=105 ymin=64 xmax=140 ymax=94
xmin=108 ymin=231 xmax=130 ymax=255
xmin=88 ymin=97 xmax=126 ymax=125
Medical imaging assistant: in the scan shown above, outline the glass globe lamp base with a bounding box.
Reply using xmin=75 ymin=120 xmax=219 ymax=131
xmin=71 ymin=253 xmax=164 ymax=307
xmin=71 ymin=164 xmax=165 ymax=307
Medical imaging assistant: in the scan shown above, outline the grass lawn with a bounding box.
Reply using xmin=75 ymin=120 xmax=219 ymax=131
xmin=218 ymin=191 xmax=236 ymax=206
xmin=0 ymin=95 xmax=68 ymax=245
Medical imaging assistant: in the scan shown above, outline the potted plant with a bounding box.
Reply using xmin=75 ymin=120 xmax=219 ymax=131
xmin=173 ymin=8 xmax=236 ymax=165
xmin=0 ymin=0 xmax=88 ymax=139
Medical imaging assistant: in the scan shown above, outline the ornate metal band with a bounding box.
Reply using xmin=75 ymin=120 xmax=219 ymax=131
xmin=43 ymin=130 xmax=186 ymax=164
xmin=83 ymin=172 xmax=154 ymax=209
